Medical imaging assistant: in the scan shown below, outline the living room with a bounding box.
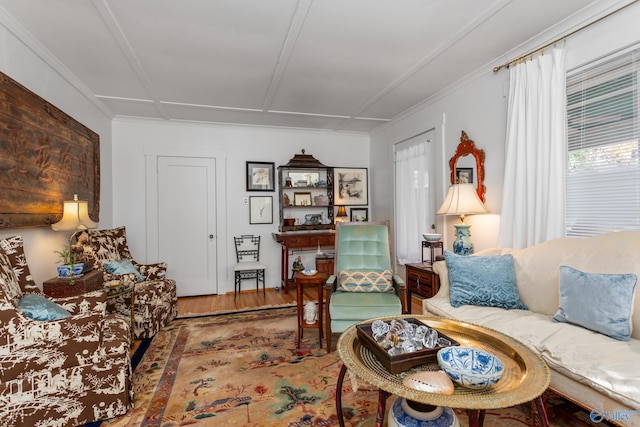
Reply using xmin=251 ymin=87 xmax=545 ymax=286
xmin=1 ymin=1 xmax=638 ymax=295
xmin=1 ymin=1 xmax=640 ymax=426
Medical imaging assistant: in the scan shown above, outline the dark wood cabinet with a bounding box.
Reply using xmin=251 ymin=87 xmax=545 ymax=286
xmin=43 ymin=269 xmax=104 ymax=298
xmin=405 ymin=263 xmax=440 ymax=313
xmin=315 ymin=253 xmax=334 ymax=276
xmin=272 ymin=231 xmax=335 ymax=293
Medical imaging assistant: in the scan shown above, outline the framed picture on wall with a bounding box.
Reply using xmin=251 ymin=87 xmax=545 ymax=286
xmin=246 ymin=161 xmax=275 ymax=191
xmin=249 ymin=196 xmax=273 ymax=224
xmin=334 ymin=167 xmax=368 ymax=205
xmin=456 ymin=168 xmax=474 ymax=184
xmin=350 ymin=207 xmax=368 ymax=222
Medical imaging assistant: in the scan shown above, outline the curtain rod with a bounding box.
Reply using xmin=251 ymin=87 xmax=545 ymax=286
xmin=493 ymin=0 xmax=640 ymax=73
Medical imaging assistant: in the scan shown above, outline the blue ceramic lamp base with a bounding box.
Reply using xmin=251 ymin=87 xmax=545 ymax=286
xmin=452 ymin=223 xmax=474 ymax=255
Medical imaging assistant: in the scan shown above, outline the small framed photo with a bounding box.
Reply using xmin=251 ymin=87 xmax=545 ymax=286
xmin=350 ymin=207 xmax=369 ymax=222
xmin=246 ymin=161 xmax=275 ymax=191
xmin=249 ymin=196 xmax=273 ymax=224
xmin=456 ymin=168 xmax=474 ymax=184
xmin=293 ymin=192 xmax=312 ymax=206
xmin=334 ymin=167 xmax=368 ymax=205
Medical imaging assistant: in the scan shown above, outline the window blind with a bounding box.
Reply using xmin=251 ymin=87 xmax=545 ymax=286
xmin=566 ymin=48 xmax=640 ymax=237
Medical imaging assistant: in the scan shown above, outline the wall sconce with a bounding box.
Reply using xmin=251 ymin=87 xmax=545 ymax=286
xmin=437 ymin=184 xmax=489 ymax=255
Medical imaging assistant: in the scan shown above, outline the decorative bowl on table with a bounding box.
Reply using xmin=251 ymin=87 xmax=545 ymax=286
xmin=437 ymin=346 xmax=504 ymax=390
xmin=422 ymin=233 xmax=442 ymax=242
xmin=301 ymin=269 xmax=318 ymax=276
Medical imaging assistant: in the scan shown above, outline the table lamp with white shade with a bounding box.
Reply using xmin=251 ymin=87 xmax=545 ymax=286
xmin=51 ymin=194 xmax=98 ymax=266
xmin=437 ymin=184 xmax=489 ymax=255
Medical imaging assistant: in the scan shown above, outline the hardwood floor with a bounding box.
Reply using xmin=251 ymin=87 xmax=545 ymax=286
xmin=177 ymin=287 xmax=423 ymax=316
xmin=132 ymin=287 xmax=423 ymax=353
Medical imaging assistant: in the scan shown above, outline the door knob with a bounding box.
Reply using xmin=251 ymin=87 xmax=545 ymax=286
xmin=209 ymin=234 xmax=214 ymax=239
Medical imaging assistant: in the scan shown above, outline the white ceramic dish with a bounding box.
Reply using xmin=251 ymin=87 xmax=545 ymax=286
xmin=422 ymin=233 xmax=443 ymax=242
xmin=302 ymin=269 xmax=318 ymax=276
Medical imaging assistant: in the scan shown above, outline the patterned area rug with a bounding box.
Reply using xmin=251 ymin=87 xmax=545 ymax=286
xmin=100 ymin=307 xmax=593 ymax=427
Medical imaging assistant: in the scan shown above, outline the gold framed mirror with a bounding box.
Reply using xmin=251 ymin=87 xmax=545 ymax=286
xmin=449 ymin=131 xmax=486 ymax=202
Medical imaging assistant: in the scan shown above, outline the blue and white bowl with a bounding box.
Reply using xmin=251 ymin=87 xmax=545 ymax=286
xmin=301 ymin=269 xmax=317 ymax=276
xmin=437 ymin=346 xmax=504 ymax=390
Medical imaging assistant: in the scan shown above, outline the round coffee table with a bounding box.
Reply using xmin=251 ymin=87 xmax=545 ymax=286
xmin=336 ymin=315 xmax=551 ymax=427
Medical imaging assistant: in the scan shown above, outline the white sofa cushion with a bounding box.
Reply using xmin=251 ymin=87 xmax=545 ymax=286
xmin=424 ymin=296 xmax=640 ymax=409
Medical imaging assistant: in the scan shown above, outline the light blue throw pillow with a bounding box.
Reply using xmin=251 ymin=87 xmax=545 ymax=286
xmin=553 ymin=266 xmax=637 ymax=341
xmin=18 ymin=293 xmax=71 ymax=321
xmin=445 ymin=251 xmax=527 ymax=310
xmin=103 ymin=259 xmax=144 ymax=282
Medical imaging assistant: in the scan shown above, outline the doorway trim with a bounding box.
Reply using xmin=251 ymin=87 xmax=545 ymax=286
xmin=145 ymin=146 xmax=228 ymax=294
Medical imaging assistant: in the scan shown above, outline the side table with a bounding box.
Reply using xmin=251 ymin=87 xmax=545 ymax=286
xmin=422 ymin=240 xmax=443 ymax=264
xmin=336 ymin=316 xmax=551 ymax=427
xmin=294 ymin=271 xmax=326 ymax=349
xmin=405 ymin=263 xmax=440 ymax=313
xmin=43 ymin=269 xmax=104 ymax=298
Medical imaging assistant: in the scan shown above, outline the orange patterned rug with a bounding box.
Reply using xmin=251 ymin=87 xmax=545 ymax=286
xmin=100 ymin=307 xmax=595 ymax=427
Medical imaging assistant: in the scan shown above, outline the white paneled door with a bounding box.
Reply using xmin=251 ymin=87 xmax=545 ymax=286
xmin=157 ymin=156 xmax=217 ymax=297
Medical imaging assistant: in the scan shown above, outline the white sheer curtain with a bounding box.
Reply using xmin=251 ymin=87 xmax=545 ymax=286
xmin=498 ymin=47 xmax=567 ymax=249
xmin=395 ymin=138 xmax=432 ymax=264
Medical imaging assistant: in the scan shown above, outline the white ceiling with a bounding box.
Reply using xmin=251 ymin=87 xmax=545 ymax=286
xmin=0 ymin=0 xmax=598 ymax=133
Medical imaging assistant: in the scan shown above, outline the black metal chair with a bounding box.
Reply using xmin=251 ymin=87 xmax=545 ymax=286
xmin=233 ymin=235 xmax=266 ymax=299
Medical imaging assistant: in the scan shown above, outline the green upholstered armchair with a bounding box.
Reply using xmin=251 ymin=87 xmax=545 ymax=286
xmin=325 ymin=221 xmax=404 ymax=351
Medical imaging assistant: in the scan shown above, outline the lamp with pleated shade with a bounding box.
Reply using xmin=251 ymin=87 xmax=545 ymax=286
xmin=437 ymin=184 xmax=489 ymax=255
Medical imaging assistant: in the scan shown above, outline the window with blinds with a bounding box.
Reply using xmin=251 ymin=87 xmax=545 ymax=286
xmin=566 ymin=48 xmax=640 ymax=237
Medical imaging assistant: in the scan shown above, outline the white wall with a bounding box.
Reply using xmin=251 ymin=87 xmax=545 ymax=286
xmin=371 ymin=0 xmax=640 ymax=260
xmin=112 ymin=118 xmax=369 ymax=294
xmin=0 ymin=16 xmax=114 ymax=285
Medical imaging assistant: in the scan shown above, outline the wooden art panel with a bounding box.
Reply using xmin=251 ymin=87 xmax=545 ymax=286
xmin=0 ymin=71 xmax=100 ymax=229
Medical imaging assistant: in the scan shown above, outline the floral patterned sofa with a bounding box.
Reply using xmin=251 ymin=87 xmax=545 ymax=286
xmin=0 ymin=235 xmax=132 ymax=427
xmin=78 ymin=226 xmax=177 ymax=339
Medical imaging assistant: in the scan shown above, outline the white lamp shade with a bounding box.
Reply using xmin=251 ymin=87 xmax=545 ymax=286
xmin=51 ymin=195 xmax=98 ymax=231
xmin=437 ymin=184 xmax=490 ymax=216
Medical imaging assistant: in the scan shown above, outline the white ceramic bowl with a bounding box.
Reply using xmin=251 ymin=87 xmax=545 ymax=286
xmin=422 ymin=233 xmax=442 ymax=242
xmin=302 ymin=269 xmax=318 ymax=276
xmin=437 ymin=346 xmax=504 ymax=390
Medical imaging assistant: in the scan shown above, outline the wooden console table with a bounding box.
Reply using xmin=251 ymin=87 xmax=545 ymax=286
xmin=272 ymin=231 xmax=335 ymax=293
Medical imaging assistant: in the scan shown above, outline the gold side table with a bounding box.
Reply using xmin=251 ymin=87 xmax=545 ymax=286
xmin=336 ymin=316 xmax=551 ymax=427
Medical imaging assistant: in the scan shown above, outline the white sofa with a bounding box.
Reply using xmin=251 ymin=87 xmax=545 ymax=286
xmin=422 ymin=231 xmax=640 ymax=425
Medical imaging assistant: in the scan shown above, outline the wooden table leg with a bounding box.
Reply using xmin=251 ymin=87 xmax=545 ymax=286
xmin=296 ymin=277 xmax=302 ymax=348
xmin=375 ymin=388 xmax=390 ymax=427
xmin=531 ymin=396 xmax=550 ymax=427
xmin=467 ymin=409 xmax=486 ymax=427
xmin=317 ymin=279 xmax=323 ymax=349
xmin=336 ymin=364 xmax=347 ymax=427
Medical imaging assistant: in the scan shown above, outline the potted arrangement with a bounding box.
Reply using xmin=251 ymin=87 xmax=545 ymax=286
xmin=54 ymin=244 xmax=84 ymax=278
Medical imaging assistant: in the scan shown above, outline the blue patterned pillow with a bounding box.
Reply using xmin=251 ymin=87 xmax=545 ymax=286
xmin=103 ymin=259 xmax=144 ymax=282
xmin=553 ymin=266 xmax=637 ymax=341
xmin=18 ymin=294 xmax=71 ymax=321
xmin=444 ymin=251 xmax=527 ymax=310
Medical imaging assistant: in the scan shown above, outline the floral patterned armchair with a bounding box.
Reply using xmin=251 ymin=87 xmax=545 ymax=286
xmin=0 ymin=235 xmax=132 ymax=426
xmin=78 ymin=226 xmax=177 ymax=339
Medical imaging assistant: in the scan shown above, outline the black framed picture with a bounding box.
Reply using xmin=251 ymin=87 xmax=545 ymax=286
xmin=334 ymin=167 xmax=368 ymax=205
xmin=249 ymin=196 xmax=273 ymax=224
xmin=456 ymin=168 xmax=474 ymax=184
xmin=350 ymin=207 xmax=369 ymax=222
xmin=246 ymin=161 xmax=275 ymax=191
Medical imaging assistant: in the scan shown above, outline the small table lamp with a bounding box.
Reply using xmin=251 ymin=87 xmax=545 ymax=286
xmin=437 ymin=184 xmax=489 ymax=255
xmin=52 ymin=194 xmax=98 ymax=262
xmin=335 ymin=205 xmax=348 ymax=223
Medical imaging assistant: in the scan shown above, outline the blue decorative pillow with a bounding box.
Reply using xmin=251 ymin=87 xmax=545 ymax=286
xmin=553 ymin=266 xmax=637 ymax=341
xmin=103 ymin=259 xmax=144 ymax=282
xmin=18 ymin=294 xmax=71 ymax=321
xmin=444 ymin=251 xmax=527 ymax=310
